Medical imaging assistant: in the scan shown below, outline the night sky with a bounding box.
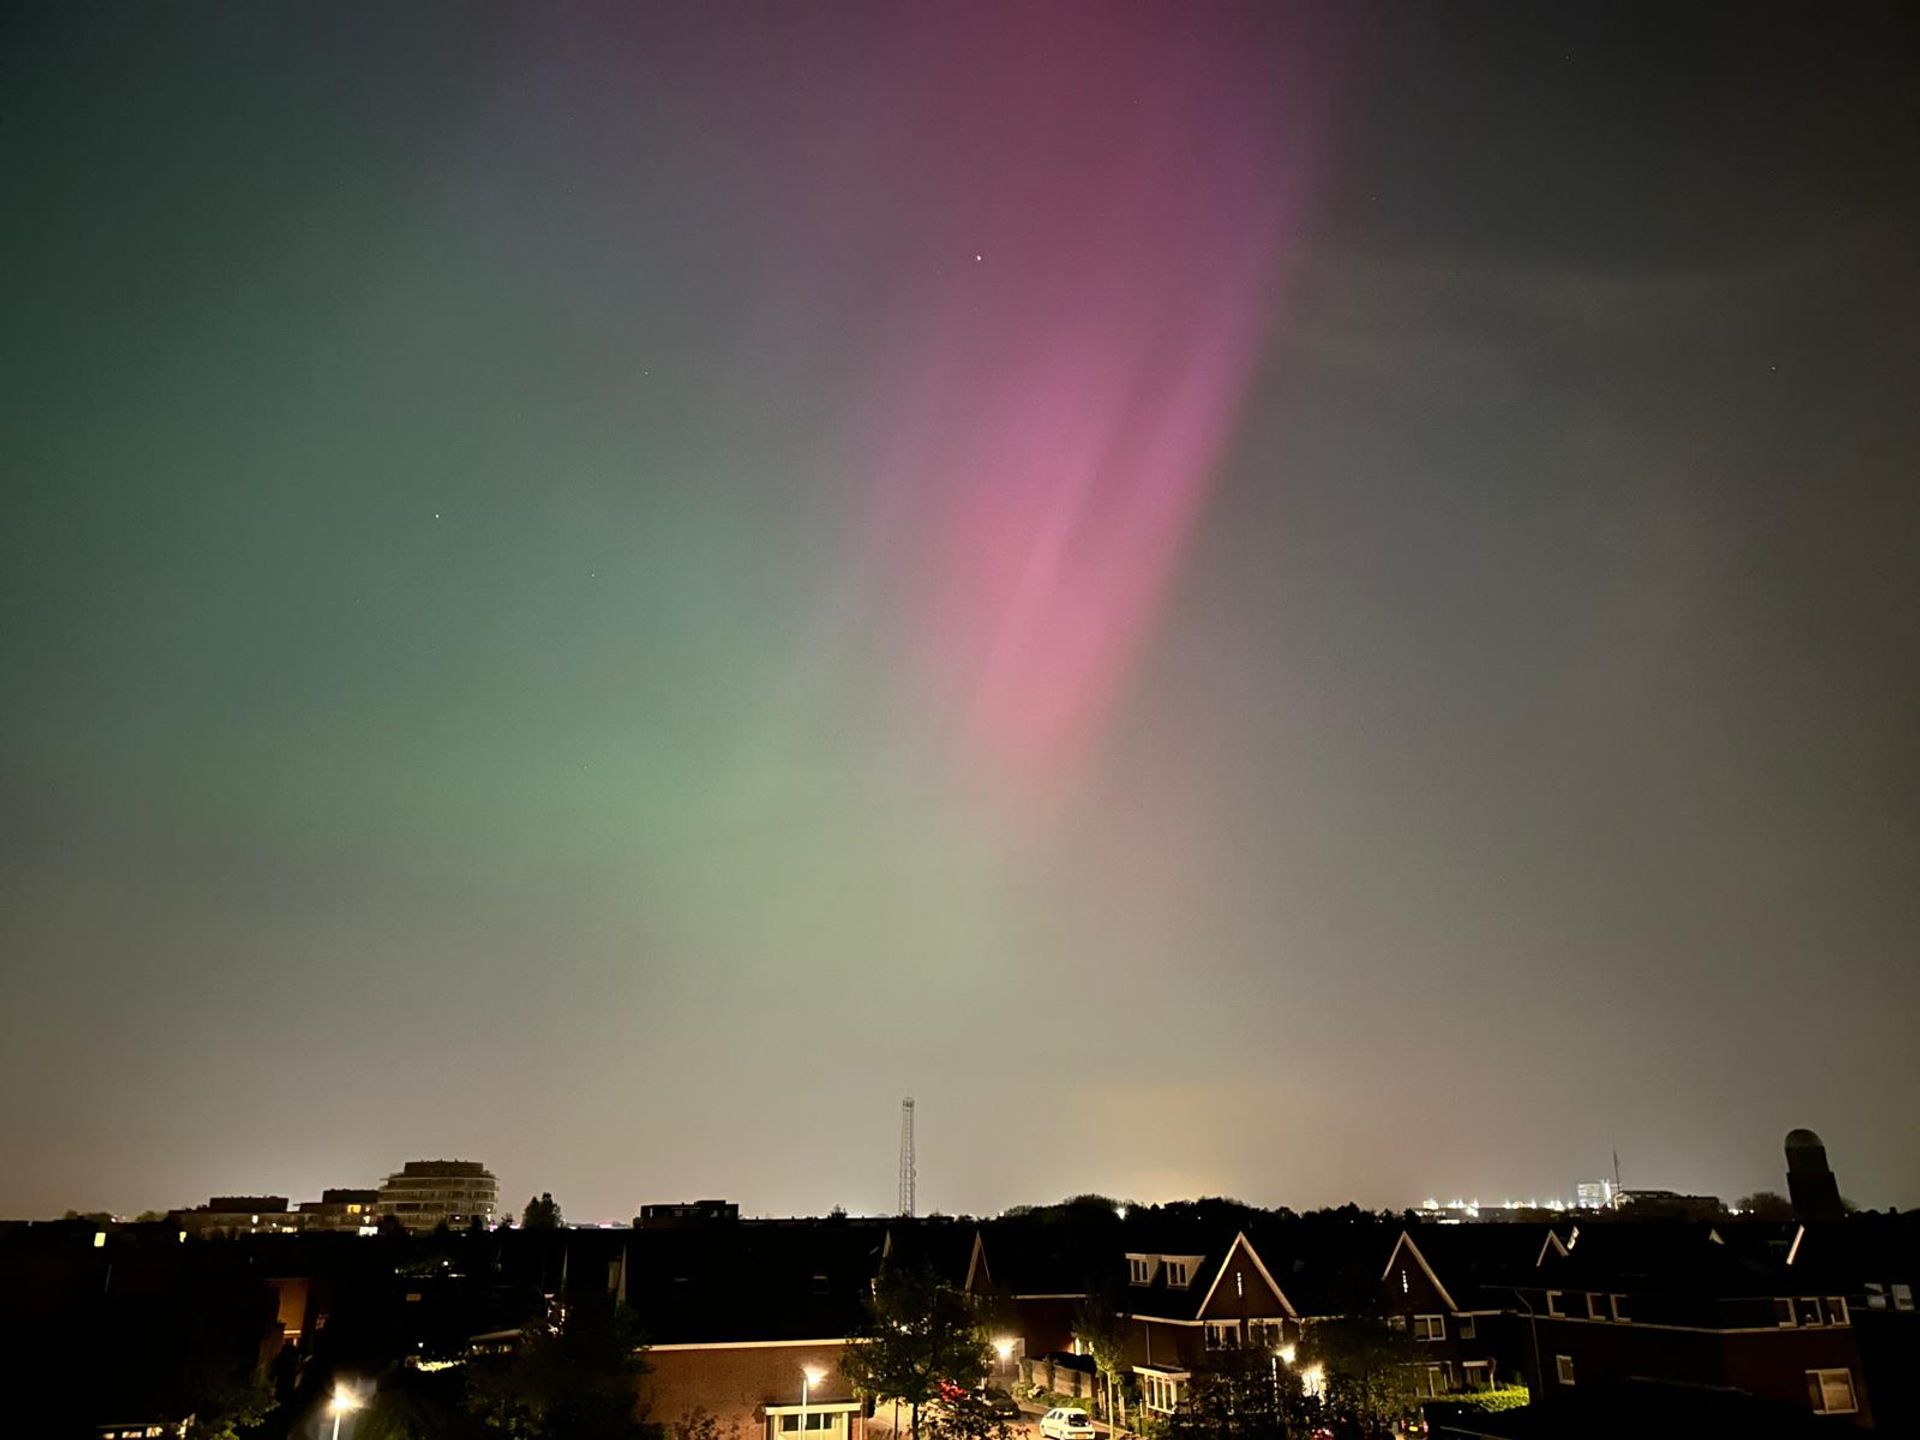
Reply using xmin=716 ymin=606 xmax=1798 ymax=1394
xmin=4 ymin=3 xmax=1917 ymax=1223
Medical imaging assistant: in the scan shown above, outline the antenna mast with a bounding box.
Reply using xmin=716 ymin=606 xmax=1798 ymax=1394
xmin=898 ymin=1097 xmax=917 ymax=1217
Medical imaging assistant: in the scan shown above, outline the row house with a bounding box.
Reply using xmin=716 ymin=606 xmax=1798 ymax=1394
xmin=1497 ymin=1221 xmax=1876 ymax=1430
xmin=1376 ymin=1225 xmax=1559 ymax=1398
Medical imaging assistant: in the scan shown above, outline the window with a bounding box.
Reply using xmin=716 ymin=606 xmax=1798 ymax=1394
xmin=1546 ymin=1291 xmax=1568 ymax=1318
xmin=1426 ymin=1365 xmax=1449 ymax=1397
xmin=1585 ymin=1293 xmax=1606 ymax=1321
xmin=1796 ymin=1297 xmax=1823 ymax=1327
xmin=1774 ymin=1297 xmax=1796 ymax=1327
xmin=1205 ymin=1320 xmax=1241 ymax=1350
xmin=1414 ymin=1314 xmax=1445 ymax=1342
xmin=1457 ymin=1315 xmax=1476 ymax=1341
xmin=1807 ymin=1369 xmax=1857 ymax=1415
xmin=1388 ymin=1315 xmax=1408 ymax=1331
xmin=1165 ymin=1260 xmax=1191 ymax=1289
xmin=1897 ymin=1282 xmax=1915 ymax=1312
xmin=1555 ymin=1355 xmax=1575 ymax=1387
xmin=1609 ymin=1295 xmax=1631 ymax=1324
xmin=1463 ymin=1361 xmax=1491 ymax=1390
xmin=1128 ymin=1256 xmax=1155 ymax=1286
xmin=1142 ymin=1375 xmax=1182 ymax=1413
xmin=1247 ymin=1319 xmax=1285 ymax=1349
xmin=1825 ymin=1296 xmax=1848 ymax=1325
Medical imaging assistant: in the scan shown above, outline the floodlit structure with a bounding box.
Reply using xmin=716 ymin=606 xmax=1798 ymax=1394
xmin=376 ymin=1159 xmax=498 ymax=1231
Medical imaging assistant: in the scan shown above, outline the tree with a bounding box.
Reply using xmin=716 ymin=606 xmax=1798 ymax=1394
xmin=839 ymin=1265 xmax=992 ymax=1440
xmin=466 ymin=1291 xmax=654 ymax=1439
xmin=524 ymin=1193 xmax=564 ymax=1230
xmin=1735 ymin=1191 xmax=1795 ymax=1219
xmin=1164 ymin=1348 xmax=1306 ymax=1440
xmin=925 ymin=1392 xmax=1017 ymax=1440
xmin=1072 ymin=1292 xmax=1130 ymax=1431
xmin=1301 ymin=1318 xmax=1421 ymax=1440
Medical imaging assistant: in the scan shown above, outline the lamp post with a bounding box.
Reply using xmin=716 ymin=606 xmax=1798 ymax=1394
xmin=329 ymin=1385 xmax=363 ymax=1440
xmin=802 ymin=1364 xmax=827 ymax=1440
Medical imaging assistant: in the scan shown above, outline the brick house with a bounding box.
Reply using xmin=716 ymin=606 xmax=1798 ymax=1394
xmin=619 ymin=1221 xmax=890 ymax=1440
xmin=1499 ymin=1221 xmax=1876 ymax=1429
xmin=1377 ymin=1225 xmax=1560 ymax=1397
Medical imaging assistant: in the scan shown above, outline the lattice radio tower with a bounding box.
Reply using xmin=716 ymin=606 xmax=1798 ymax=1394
xmin=897 ymin=1096 xmax=917 ymax=1217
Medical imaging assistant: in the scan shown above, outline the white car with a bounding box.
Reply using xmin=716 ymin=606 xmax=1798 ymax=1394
xmin=1040 ymin=1410 xmax=1096 ymax=1440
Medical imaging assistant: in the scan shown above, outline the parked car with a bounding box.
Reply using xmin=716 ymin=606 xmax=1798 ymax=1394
xmin=980 ymin=1389 xmax=1021 ymax=1420
xmin=1041 ymin=1410 xmax=1096 ymax=1440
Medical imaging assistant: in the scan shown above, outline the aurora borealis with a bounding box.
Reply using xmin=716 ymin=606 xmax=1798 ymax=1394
xmin=3 ymin=3 xmax=1918 ymax=1220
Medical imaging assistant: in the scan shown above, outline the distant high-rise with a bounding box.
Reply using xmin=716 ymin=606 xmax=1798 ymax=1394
xmin=1784 ymin=1129 xmax=1844 ymax=1223
xmin=377 ymin=1159 xmax=498 ymax=1231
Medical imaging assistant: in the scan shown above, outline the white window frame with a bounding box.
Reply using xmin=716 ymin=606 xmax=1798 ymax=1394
xmin=1414 ymin=1314 xmax=1445 ymax=1342
xmin=1246 ymin=1319 xmax=1285 ymax=1349
xmin=1546 ymin=1291 xmax=1568 ymax=1318
xmin=1825 ymin=1295 xmax=1849 ymax=1326
xmin=1141 ymin=1374 xmax=1184 ymax=1414
xmin=1426 ymin=1365 xmax=1449 ymax=1397
xmin=1164 ymin=1260 xmax=1192 ymax=1289
xmin=1585 ymin=1293 xmax=1606 ymax=1321
xmin=1554 ymin=1354 xmax=1575 ymax=1387
xmin=1807 ymin=1368 xmax=1857 ymax=1416
xmin=1457 ymin=1314 xmax=1476 ymax=1341
xmin=1609 ymin=1294 xmax=1630 ymax=1323
xmin=1128 ymin=1255 xmax=1155 ymax=1286
xmin=1462 ymin=1360 xmax=1491 ymax=1390
xmin=1774 ymin=1297 xmax=1796 ymax=1327
xmin=1204 ymin=1320 xmax=1241 ymax=1350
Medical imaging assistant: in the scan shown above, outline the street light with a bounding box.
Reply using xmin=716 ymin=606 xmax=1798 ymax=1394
xmin=1277 ymin=1344 xmax=1296 ymax=1367
xmin=329 ymin=1385 xmax=363 ymax=1440
xmin=994 ymin=1337 xmax=1015 ymax=1366
xmin=801 ymin=1364 xmax=827 ymax=1439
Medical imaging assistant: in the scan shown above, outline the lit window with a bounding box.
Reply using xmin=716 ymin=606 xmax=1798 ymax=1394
xmin=1414 ymin=1314 xmax=1445 ymax=1342
xmin=1247 ymin=1319 xmax=1284 ymax=1349
xmin=1807 ymin=1369 xmax=1856 ymax=1415
xmin=1555 ymin=1355 xmax=1575 ymax=1387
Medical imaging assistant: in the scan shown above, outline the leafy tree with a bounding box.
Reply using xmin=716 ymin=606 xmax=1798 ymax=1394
xmin=524 ymin=1193 xmax=565 ymax=1230
xmin=1301 ymin=1318 xmax=1420 ymax=1440
xmin=1164 ymin=1348 xmax=1305 ymax=1440
xmin=666 ymin=1407 xmax=746 ymax=1440
xmin=180 ymin=1372 xmax=274 ymax=1440
xmin=466 ymin=1292 xmax=654 ymax=1440
xmin=925 ymin=1392 xmax=1017 ymax=1440
xmin=840 ymin=1265 xmax=992 ymax=1440
xmin=1735 ymin=1191 xmax=1795 ymax=1219
xmin=1072 ymin=1292 xmax=1131 ymax=1429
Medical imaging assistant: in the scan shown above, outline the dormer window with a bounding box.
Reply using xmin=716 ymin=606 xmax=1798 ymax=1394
xmin=1128 ymin=1255 xmax=1155 ymax=1286
xmin=1165 ymin=1260 xmax=1191 ymax=1289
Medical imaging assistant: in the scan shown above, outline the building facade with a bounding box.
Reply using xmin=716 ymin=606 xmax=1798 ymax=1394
xmin=376 ymin=1160 xmax=498 ymax=1231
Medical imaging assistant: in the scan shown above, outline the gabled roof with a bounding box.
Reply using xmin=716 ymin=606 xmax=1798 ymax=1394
xmin=1515 ymin=1220 xmax=1811 ymax=1299
xmin=1383 ymin=1223 xmax=1562 ymax=1311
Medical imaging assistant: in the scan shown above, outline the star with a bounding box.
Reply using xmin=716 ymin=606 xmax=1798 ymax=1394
xmin=974 ymin=253 xmax=983 ymax=262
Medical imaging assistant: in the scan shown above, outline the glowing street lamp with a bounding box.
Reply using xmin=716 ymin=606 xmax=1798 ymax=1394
xmin=801 ymin=1364 xmax=827 ymax=1437
xmin=994 ymin=1337 xmax=1015 ymax=1366
xmin=1277 ymin=1344 xmax=1296 ymax=1367
xmin=329 ymin=1385 xmax=364 ymax=1440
